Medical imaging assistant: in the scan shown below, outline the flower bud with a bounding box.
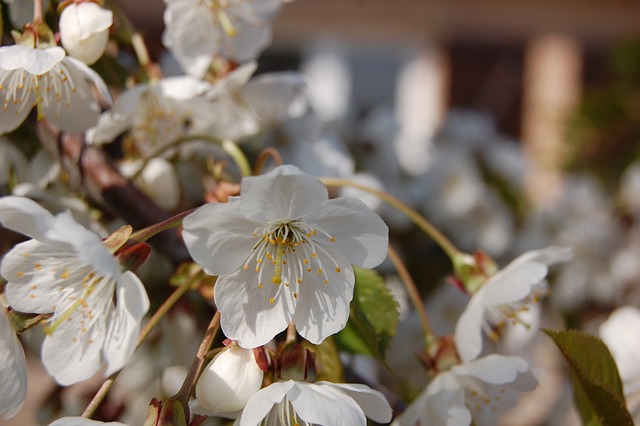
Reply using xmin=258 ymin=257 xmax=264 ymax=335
xmin=195 ymin=345 xmax=264 ymax=418
xmin=59 ymin=2 xmax=113 ymax=65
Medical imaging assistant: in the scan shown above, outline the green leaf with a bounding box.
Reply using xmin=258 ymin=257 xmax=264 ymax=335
xmin=544 ymin=329 xmax=633 ymax=426
xmin=335 ymin=267 xmax=399 ymax=360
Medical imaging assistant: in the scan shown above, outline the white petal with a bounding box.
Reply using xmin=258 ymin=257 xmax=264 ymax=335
xmin=0 ymin=71 xmax=36 ymax=134
xmin=453 ymin=289 xmax=486 ymax=362
xmin=453 ymin=354 xmax=536 ymax=390
xmin=42 ymin=304 xmax=105 ymax=385
xmin=182 ymin=201 xmax=260 ymax=276
xmin=289 ymin=382 xmax=367 ymax=426
xmin=0 ymin=309 xmax=27 ymax=419
xmin=319 ymin=382 xmax=392 ymax=423
xmin=86 ymin=86 xmax=144 ymax=145
xmin=102 ymin=271 xmax=149 ymax=376
xmin=214 ymin=268 xmax=294 ymax=348
xmin=0 ymin=196 xmax=56 ymax=241
xmin=64 ymin=56 xmax=112 ymax=105
xmin=309 ymin=197 xmax=389 ymax=268
xmin=293 ymin=250 xmax=354 ymax=344
xmin=0 ymin=45 xmax=65 ymax=74
xmin=480 ymin=260 xmax=547 ymax=307
xmin=237 ymin=380 xmax=294 ymax=426
xmin=59 ymin=3 xmax=112 ymax=65
xmin=242 ymin=72 xmax=307 ymax=124
xmin=240 ymin=165 xmax=329 ymax=222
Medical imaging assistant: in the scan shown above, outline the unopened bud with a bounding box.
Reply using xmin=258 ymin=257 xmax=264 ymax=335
xmin=59 ymin=2 xmax=113 ymax=65
xmin=195 ymin=344 xmax=264 ymax=417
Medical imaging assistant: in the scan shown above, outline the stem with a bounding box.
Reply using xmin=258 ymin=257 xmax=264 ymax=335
xmin=82 ymin=270 xmax=205 ymax=418
xmin=129 ymin=208 xmax=195 ymax=243
xmin=131 ymin=135 xmax=252 ymax=180
xmin=285 ymin=321 xmax=297 ymax=345
xmin=320 ymin=178 xmax=461 ymax=261
xmin=175 ymin=311 xmax=221 ymax=403
xmin=33 ymin=0 xmax=43 ymax=24
xmin=131 ymin=33 xmax=150 ymax=68
xmin=387 ymin=245 xmax=438 ymax=349
xmin=253 ymin=147 xmax=283 ymax=175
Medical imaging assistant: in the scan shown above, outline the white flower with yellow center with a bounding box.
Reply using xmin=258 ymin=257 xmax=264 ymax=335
xmin=234 ymin=380 xmax=393 ymax=426
xmin=0 ymin=42 xmax=111 ymax=135
xmin=182 ymin=165 xmax=388 ymax=348
xmin=394 ymin=354 xmax=537 ymax=426
xmin=454 ymin=246 xmax=572 ymax=362
xmin=0 ymin=196 xmax=149 ymax=385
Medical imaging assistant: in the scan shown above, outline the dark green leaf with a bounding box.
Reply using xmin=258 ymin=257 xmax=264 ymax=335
xmin=544 ymin=329 xmax=633 ymax=426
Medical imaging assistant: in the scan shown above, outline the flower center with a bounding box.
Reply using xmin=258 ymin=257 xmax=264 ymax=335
xmin=244 ymin=220 xmax=340 ymax=304
xmin=263 ymin=396 xmax=313 ymax=426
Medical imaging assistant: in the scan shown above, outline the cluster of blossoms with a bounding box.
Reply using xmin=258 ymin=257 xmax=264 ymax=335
xmin=1 ymin=0 xmax=634 ymax=425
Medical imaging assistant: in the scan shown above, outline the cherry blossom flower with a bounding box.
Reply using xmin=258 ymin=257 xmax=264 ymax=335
xmin=0 ymin=43 xmax=111 ymax=134
xmin=454 ymin=246 xmax=572 ymax=362
xmin=394 ymin=354 xmax=537 ymax=426
xmin=0 ymin=196 xmax=149 ymax=385
xmin=86 ymin=75 xmax=210 ymax=155
xmin=162 ymin=0 xmax=282 ymax=78
xmin=0 ymin=306 xmax=27 ymax=419
xmin=182 ymin=165 xmax=388 ymax=348
xmin=599 ymin=306 xmax=640 ymax=419
xmin=195 ymin=344 xmax=265 ymax=417
xmin=234 ymin=380 xmax=392 ymax=426
xmin=59 ymin=2 xmax=113 ymax=65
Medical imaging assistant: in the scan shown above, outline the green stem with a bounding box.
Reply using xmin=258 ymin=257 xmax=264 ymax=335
xmin=320 ymin=178 xmax=461 ymax=261
xmin=82 ymin=269 xmax=205 ymax=418
xmin=131 ymin=135 xmax=251 ymax=181
xmin=175 ymin=311 xmax=221 ymax=404
xmin=387 ymin=245 xmax=439 ymax=349
xmin=129 ymin=208 xmax=195 ymax=243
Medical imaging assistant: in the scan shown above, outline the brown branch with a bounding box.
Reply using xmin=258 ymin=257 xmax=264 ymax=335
xmin=37 ymin=121 xmax=190 ymax=264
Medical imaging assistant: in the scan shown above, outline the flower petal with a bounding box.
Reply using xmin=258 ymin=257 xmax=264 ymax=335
xmin=0 ymin=196 xmax=56 ymax=241
xmin=319 ymin=382 xmax=392 ymax=424
xmin=293 ymin=250 xmax=354 ymax=344
xmin=453 ymin=354 xmax=536 ymax=390
xmin=48 ymin=416 xmax=128 ymax=426
xmin=308 ymin=197 xmax=389 ymax=269
xmin=182 ymin=201 xmax=261 ymax=276
xmin=215 ymin=267 xmax=295 ymax=348
xmin=0 ymin=71 xmax=36 ymax=134
xmin=102 ymin=271 xmax=149 ymax=376
xmin=453 ymin=288 xmax=486 ymax=362
xmin=0 ymin=310 xmax=27 ymax=419
xmin=236 ymin=380 xmax=295 ymax=426
xmin=289 ymin=382 xmax=367 ymax=426
xmin=0 ymin=45 xmax=65 ymax=74
xmin=240 ymin=165 xmax=329 ymax=222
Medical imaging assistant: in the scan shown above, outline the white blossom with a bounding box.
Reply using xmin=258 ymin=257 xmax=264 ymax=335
xmin=59 ymin=2 xmax=113 ymax=65
xmin=182 ymin=165 xmax=388 ymax=348
xmin=394 ymin=354 xmax=537 ymax=426
xmin=454 ymin=246 xmax=572 ymax=362
xmin=0 ymin=44 xmax=111 ymax=134
xmin=0 ymin=196 xmax=149 ymax=385
xmin=162 ymin=0 xmax=282 ymax=78
xmin=234 ymin=380 xmax=392 ymax=426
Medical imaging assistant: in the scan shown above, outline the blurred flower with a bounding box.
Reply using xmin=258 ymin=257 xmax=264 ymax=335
xmin=234 ymin=380 xmax=392 ymax=426
xmin=0 ymin=196 xmax=149 ymax=385
xmin=454 ymin=246 xmax=572 ymax=362
xmin=183 ymin=165 xmax=388 ymax=347
xmin=0 ymin=42 xmax=111 ymax=134
xmin=59 ymin=2 xmax=113 ymax=65
xmin=195 ymin=344 xmax=265 ymax=417
xmin=2 ymin=0 xmax=51 ymax=28
xmin=49 ymin=418 xmax=128 ymax=426
xmin=120 ymin=158 xmax=181 ymax=211
xmin=0 ymin=138 xmax=28 ymax=187
xmin=86 ymin=75 xmax=210 ymax=155
xmin=162 ymin=0 xmax=282 ymax=78
xmin=394 ymin=354 xmax=537 ymax=426
xmin=0 ymin=306 xmax=27 ymax=419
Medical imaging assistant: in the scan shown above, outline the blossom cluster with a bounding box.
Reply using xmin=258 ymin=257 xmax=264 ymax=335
xmin=0 ymin=0 xmax=634 ymax=425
